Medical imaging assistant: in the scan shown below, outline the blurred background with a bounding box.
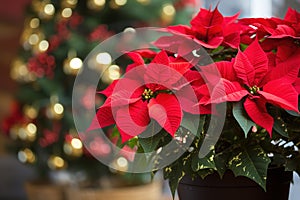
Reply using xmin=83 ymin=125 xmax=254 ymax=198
xmin=0 ymin=0 xmax=299 ymax=200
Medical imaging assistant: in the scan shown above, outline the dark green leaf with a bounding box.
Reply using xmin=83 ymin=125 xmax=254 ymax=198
xmin=233 ymin=102 xmax=255 ymax=137
xmin=273 ymin=117 xmax=289 ymax=138
xmin=228 ymin=145 xmax=271 ymax=191
xmin=191 ymin=150 xmax=216 ymax=172
xmin=214 ymin=151 xmax=231 ymax=178
xmin=164 ymin=162 xmax=185 ymax=198
xmin=181 ymin=113 xmax=205 ymax=137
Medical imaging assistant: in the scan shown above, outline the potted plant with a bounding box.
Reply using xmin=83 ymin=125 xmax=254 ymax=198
xmin=87 ymin=6 xmax=300 ymax=200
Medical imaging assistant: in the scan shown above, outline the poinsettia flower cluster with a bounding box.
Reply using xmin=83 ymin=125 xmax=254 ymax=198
xmin=90 ymin=7 xmax=299 ymax=143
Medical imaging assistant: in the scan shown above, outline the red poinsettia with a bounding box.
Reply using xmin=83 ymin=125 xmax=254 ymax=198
xmin=203 ymin=39 xmax=299 ymax=135
xmin=88 ymin=51 xmax=199 ymax=142
xmin=159 ymin=7 xmax=240 ymax=49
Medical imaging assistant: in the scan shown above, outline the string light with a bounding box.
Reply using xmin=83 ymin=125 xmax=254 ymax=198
xmin=69 ymin=57 xmax=83 ymax=70
xmin=18 ymin=149 xmax=36 ymax=164
xmin=87 ymin=0 xmax=106 ymax=10
xmin=24 ymin=105 xmax=38 ymax=119
xmin=46 ymin=97 xmax=64 ymax=119
xmin=63 ymin=51 xmax=83 ymax=75
xmin=48 ymin=156 xmax=67 ymax=170
xmin=161 ymin=3 xmax=176 ymax=24
xmin=28 ymin=34 xmax=40 ymax=45
xmin=61 ymin=8 xmax=72 ymax=18
xmin=64 ymin=0 xmax=78 ymax=8
xmin=29 ymin=18 xmax=40 ymax=29
xmin=71 ymin=138 xmax=83 ymax=149
xmin=38 ymin=40 xmax=49 ymax=52
xmin=111 ymin=156 xmax=128 ymax=171
xmin=115 ymin=0 xmax=127 ymax=6
xmin=53 ymin=103 xmax=64 ymax=115
xmin=64 ymin=137 xmax=83 ymax=157
xmin=96 ymin=52 xmax=112 ymax=65
xmin=123 ymin=27 xmax=136 ymax=33
xmin=108 ymin=65 xmax=121 ymax=80
xmin=10 ymin=59 xmax=36 ymax=82
xmin=44 ymin=4 xmax=55 ymax=16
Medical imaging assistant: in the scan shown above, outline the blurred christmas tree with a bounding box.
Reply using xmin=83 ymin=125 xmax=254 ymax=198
xmin=2 ymin=0 xmax=196 ymax=184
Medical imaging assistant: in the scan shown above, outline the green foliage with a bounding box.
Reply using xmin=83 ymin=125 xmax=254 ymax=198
xmin=233 ymin=101 xmax=255 ymax=137
xmin=228 ymin=145 xmax=271 ymax=191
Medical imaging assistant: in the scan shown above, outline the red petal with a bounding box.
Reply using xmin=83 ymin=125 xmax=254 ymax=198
xmin=167 ymin=25 xmax=194 ymax=36
xmin=260 ymin=79 xmax=299 ymax=112
xmin=145 ymin=63 xmax=182 ymax=90
xmin=270 ymin=25 xmax=296 ymax=38
xmin=223 ymin=32 xmax=240 ymax=48
xmin=234 ymin=49 xmax=255 ymax=86
xmin=176 ymin=85 xmax=200 ymax=114
xmin=126 ymin=52 xmax=145 ymax=65
xmin=244 ymin=98 xmax=274 ymax=136
xmin=244 ymin=39 xmax=268 ymax=85
xmin=148 ymin=94 xmax=182 ymax=137
xmin=209 ymin=79 xmax=248 ymax=104
xmin=151 ymin=51 xmax=169 ymax=66
xmin=284 ymin=8 xmax=300 ymax=22
xmin=191 ymin=7 xmax=223 ymax=30
xmin=115 ymin=101 xmax=149 ymax=142
xmin=216 ymin=61 xmax=237 ymax=81
xmin=294 ymin=78 xmax=300 ymax=94
xmin=110 ymin=78 xmax=143 ymax=106
xmin=100 ymin=80 xmax=118 ymax=97
xmin=169 ymin=62 xmax=191 ymax=75
xmin=194 ymin=36 xmax=223 ymax=49
xmin=87 ymin=99 xmax=115 ymax=131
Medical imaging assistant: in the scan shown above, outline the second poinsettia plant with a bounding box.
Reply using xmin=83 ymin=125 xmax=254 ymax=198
xmin=88 ymin=7 xmax=300 ymax=196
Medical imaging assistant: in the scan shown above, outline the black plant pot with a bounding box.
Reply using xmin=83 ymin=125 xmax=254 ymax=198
xmin=178 ymin=168 xmax=292 ymax=200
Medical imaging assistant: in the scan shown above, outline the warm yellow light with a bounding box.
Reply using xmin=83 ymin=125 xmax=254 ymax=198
xmin=117 ymin=157 xmax=128 ymax=168
xmin=115 ymin=0 xmax=127 ymax=6
xmin=71 ymin=138 xmax=83 ymax=149
xmin=123 ymin=27 xmax=136 ymax=33
xmin=28 ymin=34 xmax=39 ymax=45
xmin=48 ymin=156 xmax=65 ymax=169
xmin=18 ymin=149 xmax=36 ymax=163
xmin=53 ymin=103 xmax=64 ymax=114
xmin=27 ymin=123 xmax=37 ymax=135
xmin=94 ymin=0 xmax=105 ymax=6
xmin=44 ymin=4 xmax=55 ymax=16
xmin=24 ymin=106 xmax=38 ymax=119
xmin=18 ymin=128 xmax=28 ymax=140
xmin=96 ymin=52 xmax=112 ymax=65
xmin=162 ymin=4 xmax=175 ymax=16
xmin=26 ymin=123 xmax=37 ymax=141
xmin=108 ymin=65 xmax=121 ymax=80
xmin=62 ymin=8 xmax=72 ymax=18
xmin=38 ymin=40 xmax=49 ymax=51
xmin=69 ymin=57 xmax=83 ymax=69
xmin=30 ymin=18 xmax=40 ymax=28
xmin=66 ymin=0 xmax=77 ymax=6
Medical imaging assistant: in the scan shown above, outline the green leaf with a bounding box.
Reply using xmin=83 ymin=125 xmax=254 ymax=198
xmin=164 ymin=162 xmax=185 ymax=198
xmin=181 ymin=113 xmax=205 ymax=137
xmin=233 ymin=102 xmax=255 ymax=137
xmin=214 ymin=151 xmax=231 ymax=178
xmin=273 ymin=117 xmax=289 ymax=138
xmin=191 ymin=150 xmax=216 ymax=172
xmin=138 ymin=123 xmax=167 ymax=153
xmin=228 ymin=145 xmax=271 ymax=191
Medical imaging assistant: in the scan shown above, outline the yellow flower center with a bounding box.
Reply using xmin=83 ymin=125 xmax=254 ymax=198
xmin=142 ymin=88 xmax=154 ymax=101
xmin=249 ymin=85 xmax=260 ymax=95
